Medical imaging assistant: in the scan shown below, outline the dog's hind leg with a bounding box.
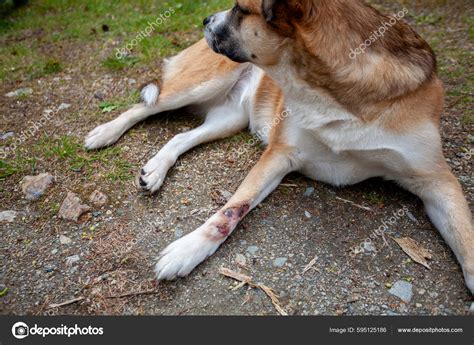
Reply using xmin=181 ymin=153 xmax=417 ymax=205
xmin=139 ymin=103 xmax=248 ymax=193
xmin=398 ymin=165 xmax=474 ymax=295
xmin=85 ymin=39 xmax=243 ymax=150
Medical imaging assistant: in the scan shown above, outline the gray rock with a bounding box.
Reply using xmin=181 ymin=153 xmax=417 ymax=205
xmin=58 ymin=192 xmax=91 ymax=221
xmin=5 ymin=87 xmax=33 ymax=98
xmin=128 ymin=78 xmax=136 ymax=85
xmin=89 ymin=190 xmax=108 ymax=207
xmin=44 ymin=265 xmax=56 ymax=273
xmin=363 ymin=241 xmax=377 ymax=253
xmin=0 ymin=131 xmax=15 ymax=140
xmin=94 ymin=91 xmax=105 ymax=100
xmin=175 ymin=228 xmax=184 ymax=239
xmin=59 ymin=235 xmax=72 ymax=245
xmin=66 ymin=255 xmax=80 ymax=266
xmin=57 ymin=103 xmax=71 ymax=111
xmin=0 ymin=210 xmax=18 ymax=223
xmin=303 ymin=187 xmax=315 ymax=197
xmin=51 ymin=249 xmax=58 ymax=255
xmin=388 ymin=280 xmax=413 ymax=303
xmin=247 ymin=245 xmax=259 ymax=255
xmin=469 ymin=303 xmax=474 ymax=316
xmin=273 ymin=257 xmax=288 ymax=267
xmin=21 ymin=173 xmax=54 ymax=201
xmin=235 ymin=254 xmax=247 ymax=266
xmin=304 ymin=211 xmax=312 ymax=219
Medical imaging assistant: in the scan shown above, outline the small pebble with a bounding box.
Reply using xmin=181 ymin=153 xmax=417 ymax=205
xmin=66 ymin=255 xmax=80 ymax=266
xmin=21 ymin=173 xmax=54 ymax=201
xmin=57 ymin=103 xmax=71 ymax=111
xmin=235 ymin=254 xmax=247 ymax=266
xmin=5 ymin=87 xmax=33 ymax=98
xmin=303 ymin=187 xmax=315 ymax=197
xmin=304 ymin=211 xmax=312 ymax=219
xmin=59 ymin=235 xmax=72 ymax=245
xmin=89 ymin=190 xmax=109 ymax=207
xmin=175 ymin=228 xmax=184 ymax=239
xmin=273 ymin=257 xmax=288 ymax=267
xmin=247 ymin=245 xmax=259 ymax=255
xmin=388 ymin=280 xmax=413 ymax=303
xmin=51 ymin=249 xmax=58 ymax=255
xmin=0 ymin=131 xmax=15 ymax=140
xmin=44 ymin=266 xmax=56 ymax=273
xmin=363 ymin=241 xmax=377 ymax=253
xmin=58 ymin=192 xmax=91 ymax=222
xmin=0 ymin=210 xmax=18 ymax=223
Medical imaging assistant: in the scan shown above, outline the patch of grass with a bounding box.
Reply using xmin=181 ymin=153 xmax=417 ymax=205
xmin=461 ymin=114 xmax=474 ymax=125
xmin=364 ymin=191 xmax=385 ymax=207
xmin=0 ymin=0 xmax=234 ymax=81
xmin=415 ymin=14 xmax=443 ymax=26
xmin=102 ymin=56 xmax=140 ymax=71
xmin=36 ymin=135 xmax=135 ymax=181
xmin=42 ymin=59 xmax=62 ymax=75
xmin=464 ymin=15 xmax=474 ymax=40
xmin=99 ymin=90 xmax=141 ymax=114
xmin=0 ymin=160 xmax=17 ymax=180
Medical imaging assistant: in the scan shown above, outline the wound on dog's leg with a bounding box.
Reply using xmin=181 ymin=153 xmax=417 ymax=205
xmin=207 ymin=203 xmax=251 ymax=240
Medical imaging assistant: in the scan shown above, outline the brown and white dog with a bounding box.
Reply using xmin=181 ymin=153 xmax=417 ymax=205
xmin=85 ymin=0 xmax=474 ymax=294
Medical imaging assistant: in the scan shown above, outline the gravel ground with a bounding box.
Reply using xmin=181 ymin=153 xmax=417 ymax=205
xmin=0 ymin=0 xmax=472 ymax=316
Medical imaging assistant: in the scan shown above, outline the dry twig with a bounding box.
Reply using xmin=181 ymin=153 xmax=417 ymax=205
xmin=219 ymin=267 xmax=288 ymax=316
xmin=335 ymin=197 xmax=375 ymax=213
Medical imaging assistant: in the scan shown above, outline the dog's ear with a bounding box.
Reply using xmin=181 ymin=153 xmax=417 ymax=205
xmin=262 ymin=0 xmax=316 ymax=28
xmin=262 ymin=0 xmax=278 ymax=22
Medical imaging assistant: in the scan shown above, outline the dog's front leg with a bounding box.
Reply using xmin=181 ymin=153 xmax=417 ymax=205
xmin=155 ymin=147 xmax=298 ymax=280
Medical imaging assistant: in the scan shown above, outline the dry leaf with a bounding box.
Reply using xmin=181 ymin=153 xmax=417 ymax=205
xmin=393 ymin=237 xmax=432 ymax=269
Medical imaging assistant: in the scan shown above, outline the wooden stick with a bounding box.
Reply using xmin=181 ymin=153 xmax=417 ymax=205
xmin=335 ymin=197 xmax=375 ymax=213
xmin=48 ymin=297 xmax=85 ymax=309
xmin=105 ymin=289 xmax=159 ymax=299
xmin=219 ymin=267 xmax=288 ymax=316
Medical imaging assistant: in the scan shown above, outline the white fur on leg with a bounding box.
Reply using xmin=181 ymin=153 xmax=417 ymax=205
xmin=141 ymin=84 xmax=160 ymax=107
xmin=155 ymin=227 xmax=222 ymax=280
xmin=466 ymin=274 xmax=474 ymax=295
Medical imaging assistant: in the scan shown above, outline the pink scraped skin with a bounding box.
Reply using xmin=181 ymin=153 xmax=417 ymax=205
xmin=207 ymin=203 xmax=251 ymax=239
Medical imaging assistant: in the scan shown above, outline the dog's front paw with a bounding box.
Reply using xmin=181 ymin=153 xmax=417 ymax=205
xmin=155 ymin=230 xmax=221 ymax=280
xmin=137 ymin=156 xmax=173 ymax=193
xmin=85 ymin=121 xmax=124 ymax=150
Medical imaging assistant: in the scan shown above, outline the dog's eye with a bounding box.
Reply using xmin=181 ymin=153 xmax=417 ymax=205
xmin=234 ymin=4 xmax=251 ymax=15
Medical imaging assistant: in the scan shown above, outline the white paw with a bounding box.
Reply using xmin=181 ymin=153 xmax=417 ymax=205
xmin=155 ymin=230 xmax=221 ymax=280
xmin=85 ymin=121 xmax=125 ymax=150
xmin=138 ymin=156 xmax=173 ymax=193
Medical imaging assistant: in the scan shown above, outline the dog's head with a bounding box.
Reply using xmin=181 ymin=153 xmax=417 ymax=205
xmin=204 ymin=0 xmax=315 ymax=65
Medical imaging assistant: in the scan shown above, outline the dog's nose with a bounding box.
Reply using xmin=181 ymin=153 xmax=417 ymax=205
xmin=203 ymin=16 xmax=212 ymax=26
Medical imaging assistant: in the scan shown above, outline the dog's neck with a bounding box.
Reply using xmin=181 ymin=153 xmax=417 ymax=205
xmin=262 ymin=0 xmax=437 ymax=119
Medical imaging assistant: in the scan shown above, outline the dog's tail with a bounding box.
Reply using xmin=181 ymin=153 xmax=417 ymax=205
xmin=140 ymin=82 xmax=160 ymax=107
